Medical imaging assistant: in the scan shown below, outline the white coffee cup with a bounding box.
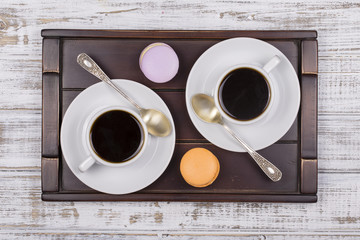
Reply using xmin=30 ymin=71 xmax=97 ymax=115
xmin=214 ymin=55 xmax=281 ymax=125
xmin=78 ymin=105 xmax=148 ymax=172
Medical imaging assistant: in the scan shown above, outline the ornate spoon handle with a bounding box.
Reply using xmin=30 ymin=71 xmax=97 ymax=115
xmin=77 ymin=53 xmax=141 ymax=110
xmin=221 ymin=122 xmax=282 ymax=182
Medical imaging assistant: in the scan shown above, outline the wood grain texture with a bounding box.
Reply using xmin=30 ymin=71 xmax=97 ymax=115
xmin=0 ymin=0 xmax=359 ymax=111
xmin=61 ymin=38 xmax=299 ymax=89
xmin=41 ymin=157 xmax=58 ymax=192
xmin=42 ymin=29 xmax=317 ymax=39
xmin=0 ymin=171 xmax=360 ymax=234
xmin=42 ymin=72 xmax=59 ymax=157
xmin=0 ymin=233 xmax=359 ymax=240
xmin=0 ymin=110 xmax=40 ymax=168
xmin=60 ymin=143 xmax=300 ymax=195
xmin=42 ymin=38 xmax=59 ymax=73
xmin=1 ymin=0 xmax=360 ymax=238
xmin=3 ymin=111 xmax=359 ymax=171
xmin=302 ymin=40 xmax=318 ymax=75
xmin=301 ymin=159 xmax=318 ymax=194
xmin=301 ymin=74 xmax=318 ymax=159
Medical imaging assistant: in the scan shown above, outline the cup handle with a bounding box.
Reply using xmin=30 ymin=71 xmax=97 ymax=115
xmin=79 ymin=156 xmax=95 ymax=172
xmin=263 ymin=55 xmax=281 ymax=73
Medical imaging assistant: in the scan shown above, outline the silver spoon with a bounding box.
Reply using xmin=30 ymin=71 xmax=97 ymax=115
xmin=191 ymin=93 xmax=282 ymax=182
xmin=77 ymin=53 xmax=172 ymax=137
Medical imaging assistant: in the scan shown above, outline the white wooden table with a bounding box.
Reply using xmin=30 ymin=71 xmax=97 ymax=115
xmin=1 ymin=0 xmax=359 ymax=239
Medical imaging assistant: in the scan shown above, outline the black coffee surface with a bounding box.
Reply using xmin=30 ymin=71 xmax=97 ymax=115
xmin=90 ymin=110 xmax=143 ymax=163
xmin=219 ymin=68 xmax=270 ymax=121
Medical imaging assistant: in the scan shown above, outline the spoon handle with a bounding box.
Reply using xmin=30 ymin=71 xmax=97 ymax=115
xmin=77 ymin=53 xmax=142 ymax=110
xmin=221 ymin=123 xmax=282 ymax=182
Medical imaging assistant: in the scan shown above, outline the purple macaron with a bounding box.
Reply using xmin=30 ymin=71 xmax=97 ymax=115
xmin=139 ymin=43 xmax=179 ymax=83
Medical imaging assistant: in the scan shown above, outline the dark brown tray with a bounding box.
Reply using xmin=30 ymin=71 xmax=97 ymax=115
xmin=41 ymin=30 xmax=318 ymax=202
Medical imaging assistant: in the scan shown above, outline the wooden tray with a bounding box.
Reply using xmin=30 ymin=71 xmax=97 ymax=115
xmin=41 ymin=30 xmax=318 ymax=202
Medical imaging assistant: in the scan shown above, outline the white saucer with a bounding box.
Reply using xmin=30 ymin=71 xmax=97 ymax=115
xmin=60 ymin=80 xmax=176 ymax=194
xmin=185 ymin=38 xmax=300 ymax=152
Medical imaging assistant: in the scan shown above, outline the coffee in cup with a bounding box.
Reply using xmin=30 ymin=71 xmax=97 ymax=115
xmin=219 ymin=67 xmax=270 ymax=121
xmin=214 ymin=55 xmax=281 ymax=124
xmin=79 ymin=106 xmax=148 ymax=172
xmin=90 ymin=110 xmax=144 ymax=163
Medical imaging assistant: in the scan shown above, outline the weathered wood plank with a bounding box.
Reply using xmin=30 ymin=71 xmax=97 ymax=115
xmin=301 ymin=75 xmax=318 ymax=159
xmin=0 ymin=0 xmax=359 ymax=113
xmin=301 ymin=159 xmax=318 ymax=194
xmin=0 ymin=110 xmax=40 ymax=168
xmin=42 ymin=29 xmax=317 ymax=39
xmin=2 ymin=64 xmax=359 ymax=114
xmin=302 ymin=40 xmax=318 ymax=75
xmin=0 ymin=232 xmax=359 ymax=240
xmin=0 ymin=232 xmax=258 ymax=240
xmin=61 ymin=38 xmax=298 ymax=89
xmin=1 ymin=110 xmax=359 ymax=172
xmin=42 ymin=38 xmax=59 ymax=73
xmin=41 ymin=157 xmax=58 ymax=192
xmin=42 ymin=72 xmax=59 ymax=157
xmin=318 ymin=114 xmax=360 ymax=172
xmin=0 ymin=171 xmax=359 ymax=232
xmin=318 ymin=73 xmax=360 ymax=114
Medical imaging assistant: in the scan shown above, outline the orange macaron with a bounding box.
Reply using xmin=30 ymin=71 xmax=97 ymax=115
xmin=180 ymin=148 xmax=220 ymax=188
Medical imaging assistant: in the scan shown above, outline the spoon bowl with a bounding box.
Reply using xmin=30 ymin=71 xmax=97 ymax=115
xmin=139 ymin=108 xmax=171 ymax=137
xmin=191 ymin=93 xmax=222 ymax=124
